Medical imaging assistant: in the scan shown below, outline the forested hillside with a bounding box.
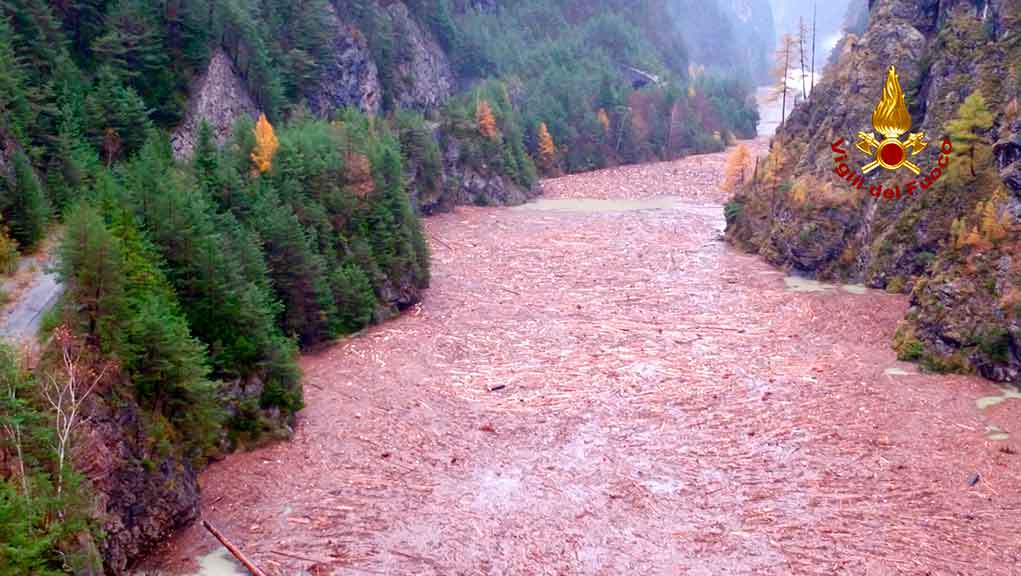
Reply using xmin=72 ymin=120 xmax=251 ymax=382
xmin=727 ymin=0 xmax=1021 ymax=381
xmin=0 ymin=0 xmax=766 ymax=572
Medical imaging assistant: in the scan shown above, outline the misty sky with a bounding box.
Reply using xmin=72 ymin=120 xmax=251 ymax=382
xmin=769 ymin=0 xmax=851 ymax=65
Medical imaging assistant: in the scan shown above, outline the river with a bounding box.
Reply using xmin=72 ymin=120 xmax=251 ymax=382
xmin=149 ymin=96 xmax=1021 ymax=575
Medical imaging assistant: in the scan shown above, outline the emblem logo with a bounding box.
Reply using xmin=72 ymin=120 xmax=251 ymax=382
xmin=855 ymin=66 xmax=927 ymax=175
xmin=829 ymin=65 xmax=952 ymax=201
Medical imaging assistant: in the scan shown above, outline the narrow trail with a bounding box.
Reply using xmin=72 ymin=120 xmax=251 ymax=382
xmin=154 ymin=136 xmax=1020 ymax=575
xmin=0 ymin=234 xmax=62 ymax=343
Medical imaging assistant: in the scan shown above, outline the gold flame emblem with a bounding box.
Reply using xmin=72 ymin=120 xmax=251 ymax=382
xmin=856 ymin=66 xmax=927 ymax=175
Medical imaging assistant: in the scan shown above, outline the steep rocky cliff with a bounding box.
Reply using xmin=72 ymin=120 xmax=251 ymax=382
xmin=80 ymin=389 xmax=200 ymax=574
xmin=306 ymin=3 xmax=382 ymax=117
xmin=383 ymin=2 xmax=454 ymax=110
xmin=727 ymin=0 xmax=1021 ymax=381
xmin=170 ymin=50 xmax=259 ymax=160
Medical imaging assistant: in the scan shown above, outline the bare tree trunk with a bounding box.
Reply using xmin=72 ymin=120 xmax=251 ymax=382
xmin=42 ymin=328 xmax=110 ymax=500
xmin=811 ymin=2 xmax=817 ymax=94
xmin=799 ymin=18 xmax=807 ymax=100
xmin=665 ymin=103 xmax=676 ymax=160
xmin=1 ymin=380 xmax=30 ymax=499
xmin=781 ymin=39 xmax=789 ymax=131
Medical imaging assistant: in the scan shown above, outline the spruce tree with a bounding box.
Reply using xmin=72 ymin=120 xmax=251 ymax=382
xmin=60 ymin=201 xmax=125 ymax=347
xmin=3 ymin=151 xmax=50 ymax=249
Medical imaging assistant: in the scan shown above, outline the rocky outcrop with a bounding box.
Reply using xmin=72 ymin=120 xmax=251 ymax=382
xmin=441 ymin=134 xmax=536 ymax=209
xmin=306 ymin=3 xmax=382 ymax=117
xmin=727 ymin=0 xmax=1021 ymax=381
xmin=78 ymin=388 xmax=200 ymax=574
xmin=170 ymin=50 xmax=259 ymax=160
xmin=383 ymin=2 xmax=454 ymax=110
xmin=995 ymin=133 xmax=1021 ymax=193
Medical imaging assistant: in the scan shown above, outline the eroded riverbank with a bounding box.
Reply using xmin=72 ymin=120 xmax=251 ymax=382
xmin=151 ymin=139 xmax=1020 ymax=575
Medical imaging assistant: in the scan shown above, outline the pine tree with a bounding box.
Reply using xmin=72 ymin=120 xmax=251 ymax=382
xmin=946 ymin=90 xmax=995 ymax=180
xmin=537 ymin=122 xmax=556 ymax=173
xmin=60 ymin=202 xmax=125 ymax=346
xmin=251 ymin=113 xmax=279 ymax=174
xmin=193 ymin=120 xmax=220 ymax=196
xmin=253 ymin=191 xmax=335 ymax=346
xmin=91 ymin=0 xmax=171 ymax=112
xmin=0 ymin=14 xmax=33 ymax=142
xmin=476 ymin=98 xmax=499 ymax=140
xmin=3 ymin=151 xmax=50 ymax=249
xmin=85 ymin=66 xmax=151 ymax=162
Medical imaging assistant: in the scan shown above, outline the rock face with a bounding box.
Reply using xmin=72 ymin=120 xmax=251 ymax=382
xmin=400 ymin=125 xmax=538 ymax=215
xmin=79 ymin=390 xmax=200 ymax=574
xmin=383 ymin=2 xmax=454 ymax=110
xmin=306 ymin=3 xmax=382 ymax=117
xmin=170 ymin=49 xmax=259 ymax=160
xmin=727 ymin=0 xmax=1021 ymax=381
xmin=441 ymin=134 xmax=536 ymax=209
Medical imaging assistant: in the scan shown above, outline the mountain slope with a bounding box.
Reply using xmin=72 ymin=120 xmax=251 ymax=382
xmin=726 ymin=0 xmax=1021 ymax=381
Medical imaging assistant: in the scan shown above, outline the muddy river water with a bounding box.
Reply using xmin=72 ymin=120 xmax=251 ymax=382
xmin=152 ymin=132 xmax=1021 ymax=574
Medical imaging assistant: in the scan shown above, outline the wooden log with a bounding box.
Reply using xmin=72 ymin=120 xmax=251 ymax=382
xmin=202 ymin=520 xmax=268 ymax=576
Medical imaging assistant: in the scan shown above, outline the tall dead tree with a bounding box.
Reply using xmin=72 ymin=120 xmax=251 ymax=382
xmin=811 ymin=2 xmax=817 ymax=94
xmin=771 ymin=33 xmax=796 ymax=133
xmin=798 ymin=18 xmax=809 ymax=100
xmin=41 ymin=326 xmax=111 ymax=498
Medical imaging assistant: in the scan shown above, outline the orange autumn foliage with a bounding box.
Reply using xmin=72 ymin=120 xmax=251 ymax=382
xmin=596 ymin=108 xmax=610 ymax=134
xmin=345 ymin=152 xmax=375 ymax=198
xmin=476 ymin=99 xmax=499 ymax=140
xmin=536 ymin=122 xmax=556 ymax=172
xmin=251 ymin=113 xmax=279 ymax=174
xmin=722 ymin=144 xmax=751 ymax=192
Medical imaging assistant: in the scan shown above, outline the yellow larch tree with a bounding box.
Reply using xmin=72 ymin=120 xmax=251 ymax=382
xmin=980 ymin=188 xmax=1012 ymax=244
xmin=722 ymin=143 xmax=751 ymax=192
xmin=476 ymin=99 xmax=499 ymax=140
xmin=251 ymin=113 xmax=279 ymax=174
xmin=537 ymin=122 xmax=556 ymax=172
xmin=596 ymin=108 xmax=610 ymax=134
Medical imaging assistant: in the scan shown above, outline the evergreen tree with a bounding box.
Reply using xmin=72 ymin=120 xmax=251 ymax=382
xmin=193 ymin=120 xmax=220 ymax=195
xmin=0 ymin=13 xmax=33 ymax=142
xmin=946 ymin=90 xmax=995 ymax=180
xmin=59 ymin=200 xmax=125 ymax=347
xmin=252 ymin=189 xmax=335 ymax=346
xmin=84 ymin=66 xmax=151 ymax=163
xmin=2 ymin=151 xmax=50 ymax=249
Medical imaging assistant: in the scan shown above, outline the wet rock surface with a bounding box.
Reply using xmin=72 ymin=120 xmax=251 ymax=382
xmin=306 ymin=3 xmax=382 ymax=118
xmin=81 ymin=393 xmax=201 ymax=574
xmin=170 ymin=50 xmax=259 ymax=160
xmin=382 ymin=2 xmax=454 ymax=111
xmin=151 ymin=140 xmax=1020 ymax=575
xmin=728 ymin=1 xmax=1021 ymax=382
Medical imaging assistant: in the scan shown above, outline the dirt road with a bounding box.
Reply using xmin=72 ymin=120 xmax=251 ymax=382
xmin=155 ymin=138 xmax=1020 ymax=575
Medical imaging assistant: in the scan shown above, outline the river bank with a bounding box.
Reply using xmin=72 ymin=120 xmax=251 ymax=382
xmin=144 ymin=131 xmax=1021 ymax=574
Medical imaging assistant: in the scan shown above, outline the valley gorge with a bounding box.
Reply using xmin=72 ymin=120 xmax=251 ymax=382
xmin=0 ymin=1 xmax=1019 ymax=575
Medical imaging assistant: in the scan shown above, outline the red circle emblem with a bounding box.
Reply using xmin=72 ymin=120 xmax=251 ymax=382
xmin=880 ymin=142 xmax=904 ymax=166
